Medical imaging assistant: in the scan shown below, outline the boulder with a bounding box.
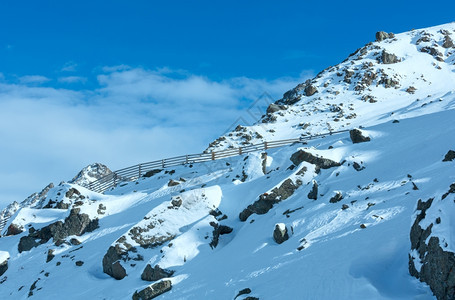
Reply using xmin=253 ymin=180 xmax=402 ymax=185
xmin=349 ymin=129 xmax=371 ymax=144
xmin=103 ymin=245 xmax=127 ymax=280
xmin=167 ymin=180 xmax=180 ymax=187
xmin=290 ymin=150 xmax=341 ymax=171
xmin=143 ymin=169 xmax=162 ymax=178
xmin=329 ymin=192 xmax=343 ymax=203
xmin=381 ymin=50 xmax=399 ymax=64
xmin=6 ymin=223 xmax=23 ymax=236
xmin=307 ymin=181 xmax=318 ymax=200
xmin=273 ymin=223 xmax=289 ymax=244
xmin=443 ymin=150 xmax=455 ymax=162
xmin=442 ymin=35 xmax=454 ymax=49
xmin=132 ymin=280 xmax=172 ymax=300
xmin=141 ymin=264 xmax=175 ymax=281
xmin=266 ymin=104 xmax=285 ymax=114
xmin=235 ymin=288 xmax=252 ymax=299
xmin=239 ymin=179 xmax=298 ymax=221
xmin=304 ymin=84 xmax=318 ymax=96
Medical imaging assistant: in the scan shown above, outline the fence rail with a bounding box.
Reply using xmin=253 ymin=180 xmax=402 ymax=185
xmin=85 ymin=129 xmax=350 ymax=194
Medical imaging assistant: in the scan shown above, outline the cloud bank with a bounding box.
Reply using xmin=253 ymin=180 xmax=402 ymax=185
xmin=0 ymin=67 xmax=311 ymax=209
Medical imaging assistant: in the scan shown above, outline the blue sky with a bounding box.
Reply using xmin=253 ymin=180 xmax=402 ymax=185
xmin=0 ymin=0 xmax=454 ymax=209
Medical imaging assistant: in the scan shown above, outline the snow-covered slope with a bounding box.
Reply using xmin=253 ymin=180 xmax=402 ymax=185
xmin=0 ymin=23 xmax=454 ymax=300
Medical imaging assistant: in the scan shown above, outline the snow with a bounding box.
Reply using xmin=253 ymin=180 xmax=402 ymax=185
xmin=1 ymin=22 xmax=455 ymax=299
xmin=0 ymin=250 xmax=9 ymax=263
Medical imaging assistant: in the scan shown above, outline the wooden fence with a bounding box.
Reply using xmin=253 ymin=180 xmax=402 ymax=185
xmin=85 ymin=129 xmax=350 ymax=194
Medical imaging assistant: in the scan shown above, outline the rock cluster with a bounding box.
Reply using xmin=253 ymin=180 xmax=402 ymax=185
xmin=132 ymin=280 xmax=172 ymax=300
xmin=349 ymin=129 xmax=371 ymax=144
xmin=375 ymin=31 xmax=395 ymax=42
xmin=141 ymin=264 xmax=174 ymax=282
xmin=273 ymin=223 xmax=289 ymax=244
xmin=290 ymin=150 xmax=341 ymax=172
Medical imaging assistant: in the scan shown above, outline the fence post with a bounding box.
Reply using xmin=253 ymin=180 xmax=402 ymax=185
xmin=211 ymin=151 xmax=215 ymax=160
xmin=113 ymin=173 xmax=117 ymax=187
xmin=239 ymin=147 xmax=242 ymax=155
xmin=138 ymin=164 xmax=142 ymax=178
xmin=162 ymin=159 xmax=165 ymax=168
xmin=264 ymin=141 xmax=268 ymax=150
xmin=186 ymin=155 xmax=189 ymax=164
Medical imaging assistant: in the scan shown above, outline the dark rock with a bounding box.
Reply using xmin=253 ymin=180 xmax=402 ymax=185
xmin=235 ymin=288 xmax=252 ymax=299
xmin=143 ymin=169 xmax=162 ymax=178
xmin=239 ymin=179 xmax=298 ymax=221
xmin=132 ymin=280 xmax=172 ymax=300
xmin=353 ymin=162 xmax=365 ymax=171
xmin=406 ymin=86 xmax=417 ymax=94
xmin=141 ymin=264 xmax=175 ymax=281
xmin=349 ymin=129 xmax=371 ymax=144
xmin=329 ymin=192 xmax=343 ymax=203
xmin=443 ymin=150 xmax=455 ymax=162
xmin=244 ymin=298 xmax=259 ymax=300
xmin=360 ymin=224 xmax=367 ymax=229
xmin=304 ymin=84 xmax=318 ymax=96
xmin=97 ymin=203 xmax=107 ymax=215
xmin=18 ymin=236 xmax=39 ymax=253
xmin=381 ymin=50 xmax=399 ymax=64
xmin=0 ymin=257 xmax=8 ymax=276
xmin=167 ymin=180 xmax=180 ymax=187
xmin=70 ymin=238 xmax=81 ymax=245
xmin=442 ymin=35 xmax=454 ymax=49
xmin=102 ymin=245 xmax=128 ymax=280
xmin=209 ymin=223 xmax=233 ymax=248
xmin=6 ymin=223 xmax=23 ymax=236
xmin=65 ymin=188 xmax=81 ymax=199
xmin=307 ymin=181 xmax=318 ymax=200
xmin=290 ymin=150 xmax=341 ymax=171
xmin=273 ymin=223 xmax=289 ymax=244
xmin=341 ymin=204 xmax=349 ymax=210
xmin=266 ymin=104 xmax=285 ymax=114
xmin=46 ymin=249 xmax=55 ymax=263
xmin=170 ymin=198 xmax=182 ymax=208
xmin=75 ymin=261 xmax=84 ymax=266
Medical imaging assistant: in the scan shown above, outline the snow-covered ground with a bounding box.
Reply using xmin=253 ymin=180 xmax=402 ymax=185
xmin=0 ymin=22 xmax=454 ymax=299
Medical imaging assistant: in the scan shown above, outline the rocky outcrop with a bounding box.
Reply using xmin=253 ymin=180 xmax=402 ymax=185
xmin=143 ymin=169 xmax=162 ymax=178
xmin=381 ymin=50 xmax=399 ymax=64
xmin=266 ymin=104 xmax=286 ymax=114
xmin=409 ymin=192 xmax=455 ymax=300
xmin=443 ymin=150 xmax=455 ymax=162
xmin=442 ymin=35 xmax=454 ymax=49
xmin=141 ymin=264 xmax=174 ymax=282
xmin=304 ymin=84 xmax=318 ymax=96
xmin=349 ymin=129 xmax=371 ymax=144
xmin=6 ymin=223 xmax=23 ymax=236
xmin=290 ymin=150 xmax=341 ymax=172
xmin=132 ymin=280 xmax=172 ymax=300
xmin=273 ymin=223 xmax=289 ymax=244
xmin=69 ymin=163 xmax=112 ymax=187
xmin=307 ymin=180 xmax=318 ymax=200
xmin=18 ymin=208 xmax=99 ymax=253
xmin=209 ymin=222 xmax=233 ymax=248
xmin=239 ymin=179 xmax=299 ymax=221
xmin=376 ymin=31 xmax=395 ymax=42
xmin=0 ymin=252 xmax=8 ymax=276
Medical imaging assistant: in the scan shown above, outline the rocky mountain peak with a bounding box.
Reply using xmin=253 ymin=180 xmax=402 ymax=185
xmin=69 ymin=163 xmax=112 ymax=187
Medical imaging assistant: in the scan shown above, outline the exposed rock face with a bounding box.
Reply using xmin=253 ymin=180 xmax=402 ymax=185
xmin=409 ymin=194 xmax=455 ymax=300
xmin=273 ymin=223 xmax=289 ymax=244
xmin=443 ymin=150 xmax=455 ymax=162
xmin=103 ymin=246 xmax=127 ymax=280
xmin=18 ymin=208 xmax=99 ymax=253
xmin=290 ymin=150 xmax=341 ymax=172
xmin=376 ymin=31 xmax=395 ymax=41
xmin=381 ymin=50 xmax=399 ymax=64
xmin=6 ymin=223 xmax=23 ymax=236
xmin=349 ymin=129 xmax=371 ymax=144
xmin=132 ymin=280 xmax=172 ymax=300
xmin=209 ymin=222 xmax=233 ymax=248
xmin=70 ymin=163 xmax=112 ymax=187
xmin=141 ymin=264 xmax=174 ymax=282
xmin=143 ymin=169 xmax=162 ymax=178
xmin=307 ymin=181 xmax=318 ymax=200
xmin=239 ymin=179 xmax=298 ymax=221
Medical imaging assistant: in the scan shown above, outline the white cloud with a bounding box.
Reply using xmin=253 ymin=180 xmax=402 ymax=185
xmin=58 ymin=76 xmax=88 ymax=84
xmin=61 ymin=62 xmax=78 ymax=72
xmin=18 ymin=75 xmax=51 ymax=84
xmin=0 ymin=67 xmax=312 ymax=209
